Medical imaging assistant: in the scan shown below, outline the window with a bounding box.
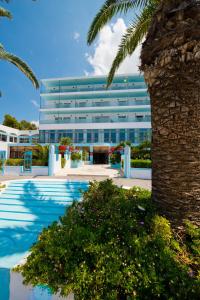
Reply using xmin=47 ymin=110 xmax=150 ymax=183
xmin=128 ymin=129 xmax=135 ymax=143
xmin=9 ymin=136 xmax=14 ymax=142
xmin=87 ymin=130 xmax=92 ymax=143
xmin=79 ymin=102 xmax=87 ymax=107
xmin=111 ymin=130 xmax=116 ymax=143
xmin=118 ymin=100 xmax=127 ymax=106
xmin=119 ymin=129 xmax=125 ymax=142
xmin=19 ymin=136 xmax=30 ymax=143
xmin=136 ymin=115 xmax=143 ymax=121
xmin=118 ymin=115 xmax=127 ymax=122
xmin=94 ymin=131 xmax=99 ymax=143
xmin=104 ymin=130 xmax=110 ymax=143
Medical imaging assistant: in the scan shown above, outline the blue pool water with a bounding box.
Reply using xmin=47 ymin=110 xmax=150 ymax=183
xmin=0 ymin=180 xmax=88 ymax=300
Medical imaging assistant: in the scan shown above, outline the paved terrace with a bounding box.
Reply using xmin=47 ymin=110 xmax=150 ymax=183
xmin=0 ymin=175 xmax=151 ymax=190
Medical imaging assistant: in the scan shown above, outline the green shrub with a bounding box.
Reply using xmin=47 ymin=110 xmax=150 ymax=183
xmin=5 ymin=159 xmax=47 ymax=167
xmin=6 ymin=159 xmax=23 ymax=166
xmin=131 ymin=159 xmax=152 ymax=168
xmin=59 ymin=137 xmax=72 ymax=146
xmin=16 ymin=180 xmax=199 ymax=300
xmin=110 ymin=152 xmax=121 ymax=164
xmin=32 ymin=159 xmax=47 ymax=166
xmin=71 ymin=152 xmax=81 ymax=161
xmin=0 ymin=159 xmax=3 ymax=170
xmin=82 ymin=150 xmax=89 ymax=162
xmin=61 ymin=157 xmax=66 ymax=169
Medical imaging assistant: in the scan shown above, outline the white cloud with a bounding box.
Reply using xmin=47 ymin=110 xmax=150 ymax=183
xmin=31 ymin=120 xmax=39 ymax=128
xmin=31 ymin=100 xmax=39 ymax=108
xmin=86 ymin=18 xmax=141 ymax=76
xmin=73 ymin=32 xmax=80 ymax=42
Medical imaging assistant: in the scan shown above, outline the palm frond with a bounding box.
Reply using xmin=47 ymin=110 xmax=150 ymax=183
xmin=0 ymin=6 xmax=12 ymax=19
xmin=107 ymin=2 xmax=156 ymax=86
xmin=87 ymin=0 xmax=150 ymax=45
xmin=0 ymin=44 xmax=39 ymax=89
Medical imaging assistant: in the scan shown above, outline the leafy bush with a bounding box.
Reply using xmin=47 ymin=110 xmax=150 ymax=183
xmin=33 ymin=144 xmax=49 ymax=166
xmin=5 ymin=158 xmax=47 ymax=167
xmin=61 ymin=157 xmax=66 ymax=169
xmin=0 ymin=159 xmax=3 ymax=170
xmin=32 ymin=160 xmax=47 ymax=166
xmin=110 ymin=152 xmax=121 ymax=164
xmin=71 ymin=152 xmax=81 ymax=161
xmin=59 ymin=137 xmax=72 ymax=146
xmin=131 ymin=141 xmax=151 ymax=160
xmin=6 ymin=159 xmax=23 ymax=166
xmin=82 ymin=150 xmax=89 ymax=162
xmin=16 ymin=180 xmax=200 ymax=300
xmin=131 ymin=159 xmax=152 ymax=168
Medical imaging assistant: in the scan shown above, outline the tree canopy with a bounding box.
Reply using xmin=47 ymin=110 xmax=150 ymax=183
xmin=2 ymin=114 xmax=37 ymax=130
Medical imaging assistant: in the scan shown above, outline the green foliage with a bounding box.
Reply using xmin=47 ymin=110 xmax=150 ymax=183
xmin=110 ymin=152 xmax=121 ymax=164
xmin=6 ymin=158 xmax=23 ymax=166
xmin=33 ymin=144 xmax=49 ymax=166
xmin=5 ymin=158 xmax=47 ymax=166
xmin=131 ymin=141 xmax=151 ymax=160
xmin=82 ymin=150 xmax=89 ymax=162
xmin=131 ymin=159 xmax=151 ymax=168
xmin=71 ymin=152 xmax=81 ymax=161
xmin=2 ymin=114 xmax=37 ymax=130
xmin=118 ymin=140 xmax=132 ymax=147
xmin=0 ymin=1 xmax=39 ymax=89
xmin=61 ymin=157 xmax=66 ymax=169
xmin=59 ymin=137 xmax=72 ymax=146
xmin=0 ymin=159 xmax=4 ymax=171
xmin=16 ymin=180 xmax=200 ymax=300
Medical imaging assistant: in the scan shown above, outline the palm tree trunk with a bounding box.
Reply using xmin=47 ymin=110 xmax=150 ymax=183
xmin=141 ymin=0 xmax=200 ymax=227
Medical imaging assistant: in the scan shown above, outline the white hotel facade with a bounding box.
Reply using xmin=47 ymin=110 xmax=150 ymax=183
xmin=39 ymin=74 xmax=151 ymax=163
xmin=0 ymin=74 xmax=151 ymax=163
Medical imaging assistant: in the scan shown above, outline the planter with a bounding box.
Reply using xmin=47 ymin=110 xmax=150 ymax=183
xmin=111 ymin=163 xmax=121 ymax=169
xmin=71 ymin=160 xmax=81 ymax=168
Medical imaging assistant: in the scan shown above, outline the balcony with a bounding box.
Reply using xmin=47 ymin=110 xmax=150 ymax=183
xmin=40 ymin=99 xmax=150 ymax=109
xmin=41 ymin=82 xmax=147 ymax=94
xmin=40 ymin=116 xmax=151 ymax=125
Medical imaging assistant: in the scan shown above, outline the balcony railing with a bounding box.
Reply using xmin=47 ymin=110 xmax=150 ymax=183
xmin=40 ymin=99 xmax=150 ymax=109
xmin=41 ymin=82 xmax=147 ymax=94
xmin=40 ymin=116 xmax=151 ymax=125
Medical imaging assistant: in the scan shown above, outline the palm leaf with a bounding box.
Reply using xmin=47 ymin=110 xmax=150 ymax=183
xmin=0 ymin=44 xmax=39 ymax=88
xmin=107 ymin=2 xmax=156 ymax=86
xmin=87 ymin=0 xmax=150 ymax=44
xmin=0 ymin=6 xmax=12 ymax=19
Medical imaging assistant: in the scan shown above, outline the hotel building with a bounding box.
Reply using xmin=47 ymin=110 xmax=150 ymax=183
xmin=39 ymin=74 xmax=151 ymax=163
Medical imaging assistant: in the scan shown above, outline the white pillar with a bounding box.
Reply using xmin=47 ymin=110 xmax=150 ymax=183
xmin=124 ymin=145 xmax=131 ymax=178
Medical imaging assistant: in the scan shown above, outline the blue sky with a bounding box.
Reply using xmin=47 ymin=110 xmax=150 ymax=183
xmin=0 ymin=0 xmax=140 ymax=124
xmin=0 ymin=0 xmax=105 ymax=123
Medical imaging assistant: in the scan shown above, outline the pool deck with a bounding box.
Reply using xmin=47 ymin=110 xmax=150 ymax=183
xmin=0 ymin=175 xmax=152 ymax=190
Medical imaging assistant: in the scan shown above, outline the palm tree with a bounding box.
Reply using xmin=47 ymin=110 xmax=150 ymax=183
xmin=0 ymin=1 xmax=39 ymax=89
xmin=33 ymin=144 xmax=49 ymax=166
xmin=88 ymin=0 xmax=200 ymax=227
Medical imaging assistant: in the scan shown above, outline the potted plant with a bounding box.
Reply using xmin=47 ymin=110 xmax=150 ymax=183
xmin=110 ymin=152 xmax=121 ymax=169
xmin=71 ymin=151 xmax=82 ymax=168
xmin=59 ymin=137 xmax=72 ymax=154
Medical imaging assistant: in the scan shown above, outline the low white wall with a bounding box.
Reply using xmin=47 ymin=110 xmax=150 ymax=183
xmin=10 ymin=271 xmax=74 ymax=300
xmin=31 ymin=167 xmax=49 ymax=176
xmin=130 ymin=168 xmax=152 ymax=180
xmin=4 ymin=166 xmax=21 ymax=176
xmin=4 ymin=166 xmax=49 ymax=176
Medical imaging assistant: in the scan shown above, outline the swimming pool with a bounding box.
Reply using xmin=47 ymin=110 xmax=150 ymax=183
xmin=0 ymin=179 xmax=88 ymax=300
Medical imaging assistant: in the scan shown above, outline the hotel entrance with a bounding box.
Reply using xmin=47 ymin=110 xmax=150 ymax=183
xmin=93 ymin=147 xmax=109 ymax=164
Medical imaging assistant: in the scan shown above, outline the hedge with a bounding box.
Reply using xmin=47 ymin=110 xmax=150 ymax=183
xmin=6 ymin=159 xmax=47 ymax=166
xmin=131 ymin=159 xmax=152 ymax=168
